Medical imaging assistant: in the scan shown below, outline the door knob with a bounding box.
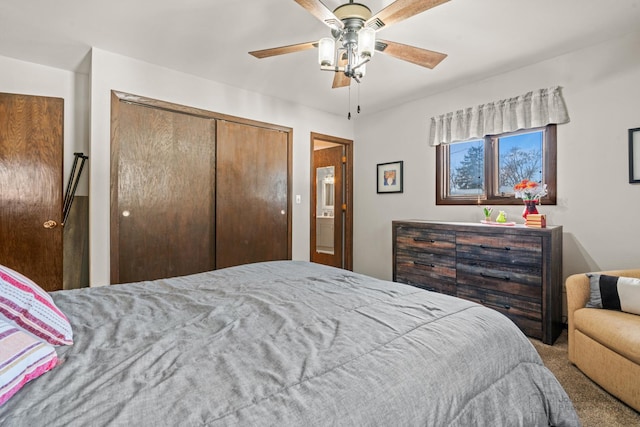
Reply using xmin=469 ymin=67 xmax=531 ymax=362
xmin=43 ymin=220 xmax=58 ymax=229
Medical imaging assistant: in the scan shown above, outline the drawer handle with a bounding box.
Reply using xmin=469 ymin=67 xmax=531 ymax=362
xmin=414 ymin=261 xmax=436 ymax=268
xmin=480 ymin=244 xmax=511 ymax=251
xmin=414 ymin=237 xmax=436 ymax=243
xmin=480 ymin=272 xmax=511 ymax=281
xmin=481 ymin=300 xmax=511 ymax=310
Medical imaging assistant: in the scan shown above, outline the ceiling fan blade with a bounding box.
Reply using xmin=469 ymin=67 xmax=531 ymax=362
xmin=332 ymin=55 xmax=350 ymax=88
xmin=294 ymin=0 xmax=343 ymax=29
xmin=367 ymin=0 xmax=449 ymax=31
xmin=332 ymin=73 xmax=351 ymax=89
xmin=249 ymin=42 xmax=316 ymax=59
xmin=376 ymin=39 xmax=447 ymax=69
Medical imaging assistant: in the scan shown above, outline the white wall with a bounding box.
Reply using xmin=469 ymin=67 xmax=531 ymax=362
xmin=353 ymin=30 xmax=640 ymax=282
xmin=89 ymin=48 xmax=353 ymax=286
xmin=5 ymin=28 xmax=640 ymax=288
xmin=0 ymin=55 xmax=90 ymax=196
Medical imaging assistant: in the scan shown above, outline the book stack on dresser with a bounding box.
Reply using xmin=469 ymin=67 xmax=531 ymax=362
xmin=525 ymin=214 xmax=546 ymax=228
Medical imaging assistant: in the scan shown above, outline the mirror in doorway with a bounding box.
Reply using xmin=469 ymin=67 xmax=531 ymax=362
xmin=316 ymin=166 xmax=335 ymax=255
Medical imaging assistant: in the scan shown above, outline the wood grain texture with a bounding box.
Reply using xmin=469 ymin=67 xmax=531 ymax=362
xmin=294 ymin=0 xmax=342 ymax=28
xmin=113 ymin=100 xmax=216 ymax=284
xmin=111 ymin=91 xmax=293 ymax=283
xmin=0 ymin=93 xmax=63 ymax=292
xmin=310 ymin=133 xmax=353 ymax=271
xmin=111 ymin=91 xmax=292 ymax=133
xmin=393 ymin=220 xmax=563 ymax=344
xmin=249 ymin=42 xmax=316 ymax=58
xmin=311 ymin=145 xmax=343 ymax=268
xmin=377 ymin=39 xmax=447 ymax=69
xmin=394 ymin=227 xmax=456 ymax=295
xmin=456 ymin=232 xmax=542 ymax=266
xmin=216 ymin=120 xmax=290 ymax=269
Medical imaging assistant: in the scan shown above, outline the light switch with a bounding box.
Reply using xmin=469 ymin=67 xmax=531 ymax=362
xmin=295 ymin=195 xmax=301 ymax=204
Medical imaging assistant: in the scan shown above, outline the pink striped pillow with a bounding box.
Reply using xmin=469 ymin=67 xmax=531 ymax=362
xmin=0 ymin=264 xmax=73 ymax=346
xmin=0 ymin=320 xmax=58 ymax=406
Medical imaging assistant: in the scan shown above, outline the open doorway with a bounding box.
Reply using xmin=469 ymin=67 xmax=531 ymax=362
xmin=310 ymin=133 xmax=353 ymax=270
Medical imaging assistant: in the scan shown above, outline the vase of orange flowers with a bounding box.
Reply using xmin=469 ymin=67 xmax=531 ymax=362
xmin=513 ymin=179 xmax=547 ymax=219
xmin=522 ymin=199 xmax=539 ymax=218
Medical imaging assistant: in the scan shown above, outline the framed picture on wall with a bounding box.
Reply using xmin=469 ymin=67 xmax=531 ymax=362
xmin=630 ymin=128 xmax=640 ymax=183
xmin=377 ymin=161 xmax=403 ymax=194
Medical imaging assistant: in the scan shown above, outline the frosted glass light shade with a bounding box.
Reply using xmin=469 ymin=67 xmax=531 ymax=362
xmin=358 ymin=27 xmax=375 ymax=58
xmin=318 ymin=38 xmax=335 ymax=66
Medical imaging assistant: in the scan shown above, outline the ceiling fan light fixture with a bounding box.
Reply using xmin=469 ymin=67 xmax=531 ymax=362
xmin=357 ymin=27 xmax=376 ymax=58
xmin=318 ymin=37 xmax=336 ymax=66
xmin=250 ymin=0 xmax=449 ymax=94
xmin=356 ymin=63 xmax=366 ymax=78
xmin=333 ymin=3 xmax=372 ymax=21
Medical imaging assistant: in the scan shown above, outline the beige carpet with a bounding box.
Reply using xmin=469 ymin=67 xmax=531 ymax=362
xmin=531 ymin=331 xmax=640 ymax=426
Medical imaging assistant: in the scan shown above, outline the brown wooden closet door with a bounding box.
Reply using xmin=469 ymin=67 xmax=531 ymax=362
xmin=112 ymin=101 xmax=216 ymax=284
xmin=0 ymin=93 xmax=64 ymax=291
xmin=216 ymin=121 xmax=290 ymax=269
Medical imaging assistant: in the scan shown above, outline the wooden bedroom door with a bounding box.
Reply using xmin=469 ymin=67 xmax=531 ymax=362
xmin=310 ymin=133 xmax=353 ymax=270
xmin=311 ymin=145 xmax=344 ymax=268
xmin=215 ymin=120 xmax=291 ymax=269
xmin=111 ymin=97 xmax=216 ymax=284
xmin=0 ymin=93 xmax=64 ymax=291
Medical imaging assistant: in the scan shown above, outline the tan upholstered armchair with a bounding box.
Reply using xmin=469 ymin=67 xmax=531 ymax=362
xmin=566 ymin=269 xmax=640 ymax=412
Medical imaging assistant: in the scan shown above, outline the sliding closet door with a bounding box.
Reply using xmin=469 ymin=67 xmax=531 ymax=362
xmin=216 ymin=120 xmax=291 ymax=269
xmin=112 ymin=99 xmax=216 ymax=284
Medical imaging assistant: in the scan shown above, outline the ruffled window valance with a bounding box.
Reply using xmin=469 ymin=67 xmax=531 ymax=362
xmin=429 ymin=86 xmax=569 ymax=146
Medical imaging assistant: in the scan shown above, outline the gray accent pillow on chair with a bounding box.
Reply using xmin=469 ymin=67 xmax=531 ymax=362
xmin=586 ymin=273 xmax=640 ymax=315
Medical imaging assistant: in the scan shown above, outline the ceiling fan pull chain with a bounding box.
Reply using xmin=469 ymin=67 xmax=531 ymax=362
xmin=357 ymin=83 xmax=361 ymax=114
xmin=347 ymin=83 xmax=352 ymax=120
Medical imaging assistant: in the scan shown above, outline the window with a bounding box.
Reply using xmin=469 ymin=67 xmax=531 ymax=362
xmin=436 ymin=125 xmax=556 ymax=205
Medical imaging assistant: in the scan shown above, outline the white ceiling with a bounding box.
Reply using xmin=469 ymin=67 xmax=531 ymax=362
xmin=1 ymin=0 xmax=639 ymax=116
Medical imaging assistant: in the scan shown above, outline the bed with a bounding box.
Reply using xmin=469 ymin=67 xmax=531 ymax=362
xmin=0 ymin=261 xmax=579 ymax=426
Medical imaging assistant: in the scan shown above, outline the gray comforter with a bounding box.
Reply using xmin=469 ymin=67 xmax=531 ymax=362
xmin=0 ymin=261 xmax=580 ymax=426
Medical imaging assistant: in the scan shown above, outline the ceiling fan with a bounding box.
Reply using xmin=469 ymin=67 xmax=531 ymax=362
xmin=249 ymin=0 xmax=449 ymax=89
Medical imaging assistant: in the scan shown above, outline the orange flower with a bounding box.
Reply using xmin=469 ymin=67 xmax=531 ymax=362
xmin=513 ymin=179 xmax=547 ymax=201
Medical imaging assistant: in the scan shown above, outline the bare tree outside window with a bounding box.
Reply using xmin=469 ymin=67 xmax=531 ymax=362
xmin=498 ymin=131 xmax=543 ymax=194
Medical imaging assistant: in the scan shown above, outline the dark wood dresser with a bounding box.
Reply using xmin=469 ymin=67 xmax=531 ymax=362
xmin=393 ymin=220 xmax=563 ymax=344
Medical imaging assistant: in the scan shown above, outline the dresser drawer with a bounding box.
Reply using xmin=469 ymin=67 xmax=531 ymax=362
xmin=457 ymin=284 xmax=542 ymax=339
xmin=396 ymin=251 xmax=456 ymax=276
xmin=395 ymin=255 xmax=456 ymax=295
xmin=395 ymin=226 xmax=456 ymax=295
xmin=457 ymin=284 xmax=541 ymax=320
xmin=456 ymin=259 xmax=542 ymax=300
xmin=395 ymin=226 xmax=455 ymax=256
xmin=456 ymin=232 xmax=542 ymax=267
xmin=396 ymin=275 xmax=456 ymax=295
